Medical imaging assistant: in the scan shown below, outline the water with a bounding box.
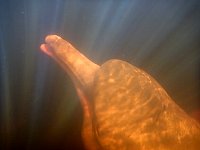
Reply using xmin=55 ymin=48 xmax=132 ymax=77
xmin=0 ymin=0 xmax=200 ymax=149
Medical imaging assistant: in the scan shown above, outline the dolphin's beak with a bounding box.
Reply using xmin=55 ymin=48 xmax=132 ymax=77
xmin=40 ymin=43 xmax=53 ymax=57
xmin=40 ymin=35 xmax=62 ymax=57
xmin=40 ymin=34 xmax=99 ymax=91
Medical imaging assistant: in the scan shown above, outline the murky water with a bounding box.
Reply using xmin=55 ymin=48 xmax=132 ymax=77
xmin=0 ymin=0 xmax=200 ymax=149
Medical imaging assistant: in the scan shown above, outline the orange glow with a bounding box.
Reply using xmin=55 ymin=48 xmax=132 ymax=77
xmin=40 ymin=35 xmax=200 ymax=150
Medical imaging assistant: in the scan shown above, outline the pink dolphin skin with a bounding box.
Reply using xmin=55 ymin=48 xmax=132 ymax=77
xmin=40 ymin=35 xmax=200 ymax=150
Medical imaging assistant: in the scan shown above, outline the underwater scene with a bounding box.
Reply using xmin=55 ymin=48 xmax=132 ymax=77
xmin=0 ymin=0 xmax=200 ymax=150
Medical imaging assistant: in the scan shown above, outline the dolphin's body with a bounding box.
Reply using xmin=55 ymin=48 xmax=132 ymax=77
xmin=40 ymin=35 xmax=200 ymax=150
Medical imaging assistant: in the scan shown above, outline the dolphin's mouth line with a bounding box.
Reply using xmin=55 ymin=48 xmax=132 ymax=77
xmin=40 ymin=39 xmax=80 ymax=83
xmin=40 ymin=35 xmax=61 ymax=56
xmin=40 ymin=44 xmax=54 ymax=57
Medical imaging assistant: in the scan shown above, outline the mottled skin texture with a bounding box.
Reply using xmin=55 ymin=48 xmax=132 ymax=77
xmin=40 ymin=35 xmax=200 ymax=150
xmin=93 ymin=60 xmax=200 ymax=150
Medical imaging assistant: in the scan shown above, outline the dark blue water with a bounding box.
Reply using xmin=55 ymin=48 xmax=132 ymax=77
xmin=0 ymin=0 xmax=200 ymax=149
